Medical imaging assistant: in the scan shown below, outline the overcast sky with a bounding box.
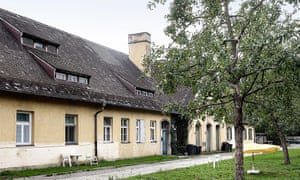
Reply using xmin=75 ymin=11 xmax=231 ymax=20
xmin=0 ymin=0 xmax=170 ymax=54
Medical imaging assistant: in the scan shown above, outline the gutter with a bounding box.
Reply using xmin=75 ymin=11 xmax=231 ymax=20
xmin=94 ymin=101 xmax=106 ymax=157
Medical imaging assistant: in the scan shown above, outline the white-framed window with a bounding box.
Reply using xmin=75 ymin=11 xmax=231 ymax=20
xmin=46 ymin=44 xmax=58 ymax=54
xmin=33 ymin=42 xmax=44 ymax=50
xmin=65 ymin=114 xmax=77 ymax=144
xmin=21 ymin=36 xmax=34 ymax=46
xmin=55 ymin=72 xmax=66 ymax=80
xmin=227 ymin=127 xmax=232 ymax=141
xmin=248 ymin=128 xmax=253 ymax=140
xmin=78 ymin=77 xmax=88 ymax=84
xmin=121 ymin=118 xmax=129 ymax=143
xmin=16 ymin=111 xmax=32 ymax=145
xmin=104 ymin=117 xmax=112 ymax=143
xmin=136 ymin=119 xmax=145 ymax=143
xmin=67 ymin=74 xmax=78 ymax=82
xmin=150 ymin=120 xmax=157 ymax=142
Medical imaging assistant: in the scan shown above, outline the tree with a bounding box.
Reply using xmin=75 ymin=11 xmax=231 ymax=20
xmin=147 ymin=0 xmax=299 ymax=179
xmin=246 ymin=77 xmax=300 ymax=165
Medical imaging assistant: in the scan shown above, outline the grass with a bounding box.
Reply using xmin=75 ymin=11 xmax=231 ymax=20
xmin=124 ymin=148 xmax=300 ymax=180
xmin=0 ymin=155 xmax=178 ymax=179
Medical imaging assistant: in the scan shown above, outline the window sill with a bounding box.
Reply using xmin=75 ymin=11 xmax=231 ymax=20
xmin=136 ymin=142 xmax=145 ymax=144
xmin=65 ymin=143 xmax=78 ymax=145
xmin=104 ymin=141 xmax=113 ymax=144
xmin=121 ymin=142 xmax=130 ymax=144
xmin=16 ymin=144 xmax=34 ymax=147
xmin=150 ymin=140 xmax=158 ymax=143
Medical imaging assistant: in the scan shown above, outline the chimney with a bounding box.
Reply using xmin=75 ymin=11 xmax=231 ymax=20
xmin=128 ymin=32 xmax=151 ymax=72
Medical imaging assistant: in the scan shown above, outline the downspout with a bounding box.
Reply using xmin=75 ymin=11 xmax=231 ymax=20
xmin=94 ymin=101 xmax=106 ymax=157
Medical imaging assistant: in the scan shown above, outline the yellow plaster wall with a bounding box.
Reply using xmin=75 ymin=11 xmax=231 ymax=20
xmin=97 ymin=107 xmax=170 ymax=160
xmin=0 ymin=95 xmax=171 ymax=169
xmin=188 ymin=117 xmax=227 ymax=152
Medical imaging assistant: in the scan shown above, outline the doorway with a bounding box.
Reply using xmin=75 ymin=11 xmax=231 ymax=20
xmin=161 ymin=121 xmax=169 ymax=155
xmin=206 ymin=124 xmax=212 ymax=152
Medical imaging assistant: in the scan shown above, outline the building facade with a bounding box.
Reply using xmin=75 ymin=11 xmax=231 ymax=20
xmin=0 ymin=8 xmax=254 ymax=170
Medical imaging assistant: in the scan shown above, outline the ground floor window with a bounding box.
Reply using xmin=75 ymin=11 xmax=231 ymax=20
xmin=121 ymin=118 xmax=129 ymax=143
xmin=104 ymin=117 xmax=113 ymax=143
xmin=16 ymin=111 xmax=32 ymax=145
xmin=65 ymin=114 xmax=77 ymax=144
xmin=136 ymin=119 xmax=145 ymax=143
xmin=150 ymin=120 xmax=157 ymax=142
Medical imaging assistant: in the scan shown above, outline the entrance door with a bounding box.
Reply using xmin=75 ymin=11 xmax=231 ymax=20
xmin=216 ymin=125 xmax=220 ymax=151
xmin=195 ymin=125 xmax=200 ymax=146
xmin=161 ymin=121 xmax=169 ymax=155
xmin=206 ymin=124 xmax=212 ymax=152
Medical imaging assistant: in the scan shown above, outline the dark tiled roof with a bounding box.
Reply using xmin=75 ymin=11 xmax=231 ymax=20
xmin=0 ymin=8 xmax=163 ymax=111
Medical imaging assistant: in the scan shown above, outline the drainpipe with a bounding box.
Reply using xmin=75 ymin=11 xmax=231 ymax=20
xmin=94 ymin=101 xmax=106 ymax=157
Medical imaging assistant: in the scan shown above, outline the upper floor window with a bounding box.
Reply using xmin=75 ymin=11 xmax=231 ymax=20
xmin=78 ymin=77 xmax=88 ymax=84
xmin=21 ymin=34 xmax=59 ymax=55
xmin=55 ymin=71 xmax=90 ymax=85
xmin=135 ymin=88 xmax=154 ymax=97
xmin=68 ymin=74 xmax=78 ymax=82
xmin=33 ymin=42 xmax=45 ymax=50
xmin=16 ymin=111 xmax=32 ymax=145
xmin=55 ymin=72 xmax=66 ymax=80
xmin=65 ymin=114 xmax=77 ymax=144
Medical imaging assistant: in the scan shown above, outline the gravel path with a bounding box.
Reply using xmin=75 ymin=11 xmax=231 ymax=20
xmin=17 ymin=152 xmax=234 ymax=180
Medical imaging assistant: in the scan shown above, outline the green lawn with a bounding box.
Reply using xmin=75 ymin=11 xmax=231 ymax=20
xmin=124 ymin=148 xmax=300 ymax=180
xmin=0 ymin=155 xmax=178 ymax=179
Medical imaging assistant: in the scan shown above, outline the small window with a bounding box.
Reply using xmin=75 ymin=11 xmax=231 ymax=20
xmin=121 ymin=118 xmax=129 ymax=143
xmin=16 ymin=111 xmax=32 ymax=145
xmin=136 ymin=119 xmax=145 ymax=143
xmin=104 ymin=117 xmax=112 ymax=143
xmin=46 ymin=45 xmax=57 ymax=54
xmin=78 ymin=77 xmax=88 ymax=84
xmin=34 ymin=42 xmax=45 ymax=50
xmin=22 ymin=37 xmax=34 ymax=46
xmin=67 ymin=74 xmax=78 ymax=82
xmin=55 ymin=72 xmax=66 ymax=80
xmin=136 ymin=90 xmax=142 ymax=95
xmin=150 ymin=120 xmax=157 ymax=142
xmin=65 ymin=114 xmax=77 ymax=144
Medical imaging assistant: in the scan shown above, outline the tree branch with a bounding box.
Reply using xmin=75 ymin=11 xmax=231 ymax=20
xmin=237 ymin=0 xmax=265 ymax=41
xmin=198 ymin=99 xmax=233 ymax=110
xmin=246 ymin=80 xmax=284 ymax=97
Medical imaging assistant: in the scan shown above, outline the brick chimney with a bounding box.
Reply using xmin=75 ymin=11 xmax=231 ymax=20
xmin=128 ymin=32 xmax=151 ymax=72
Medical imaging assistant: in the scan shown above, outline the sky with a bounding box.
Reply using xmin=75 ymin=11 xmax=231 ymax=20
xmin=0 ymin=0 xmax=170 ymax=54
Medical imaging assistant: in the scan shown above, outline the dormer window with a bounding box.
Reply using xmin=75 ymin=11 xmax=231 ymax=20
xmin=33 ymin=42 xmax=45 ymax=50
xmin=67 ymin=74 xmax=78 ymax=82
xmin=55 ymin=70 xmax=90 ymax=85
xmin=78 ymin=77 xmax=88 ymax=84
xmin=21 ymin=33 xmax=59 ymax=55
xmin=55 ymin=72 xmax=66 ymax=80
xmin=135 ymin=88 xmax=154 ymax=97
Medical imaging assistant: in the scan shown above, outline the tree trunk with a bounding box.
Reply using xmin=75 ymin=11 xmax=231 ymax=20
xmin=271 ymin=115 xmax=290 ymax=165
xmin=233 ymin=85 xmax=244 ymax=180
